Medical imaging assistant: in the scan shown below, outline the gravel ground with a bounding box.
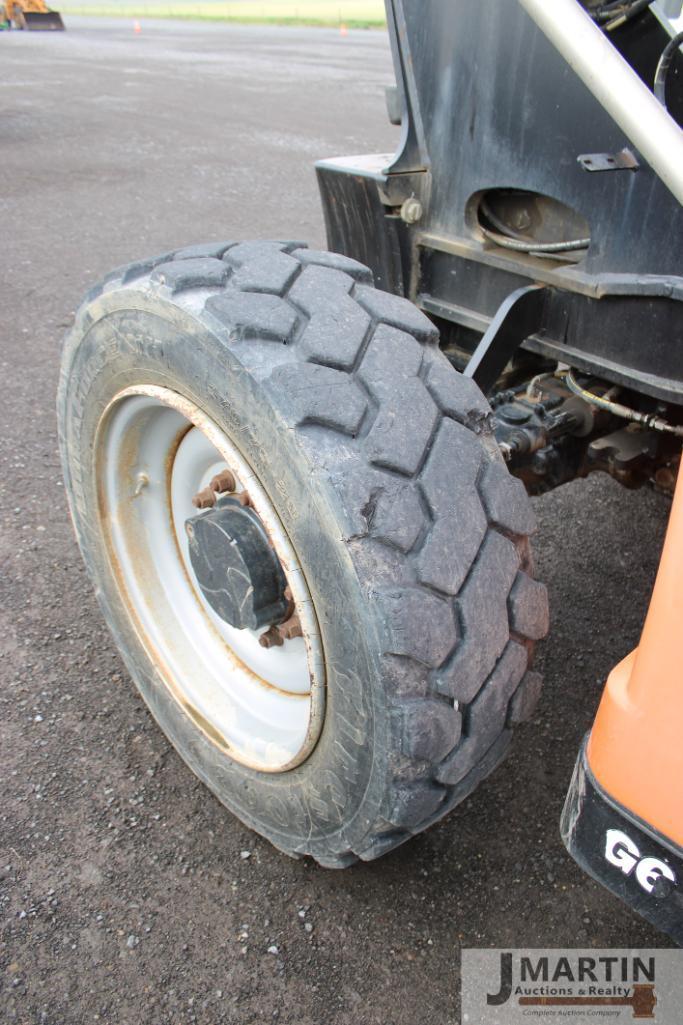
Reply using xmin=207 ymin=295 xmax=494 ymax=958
xmin=0 ymin=19 xmax=674 ymax=1025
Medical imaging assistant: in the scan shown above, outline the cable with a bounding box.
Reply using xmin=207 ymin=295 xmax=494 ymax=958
xmin=479 ymin=198 xmax=531 ymax=241
xmin=654 ymin=30 xmax=683 ymax=109
xmin=590 ymin=0 xmax=653 ymax=25
xmin=479 ymin=198 xmax=590 ymax=254
xmin=480 ymin=226 xmax=590 ymax=253
xmin=564 ymin=370 xmax=683 ymax=437
xmin=593 ymin=0 xmax=634 ymax=14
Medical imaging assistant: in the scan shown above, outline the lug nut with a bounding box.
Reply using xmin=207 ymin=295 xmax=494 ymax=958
xmin=210 ymin=469 xmax=237 ymax=494
xmin=259 ymin=610 xmax=303 ymax=648
xmin=235 ymin=491 xmax=251 ymax=508
xmin=192 ymin=487 xmax=216 ymax=509
xmin=278 ymin=614 xmax=303 ymax=642
xmin=283 ymin=585 xmax=295 ymax=619
xmin=259 ymin=626 xmax=284 ymax=649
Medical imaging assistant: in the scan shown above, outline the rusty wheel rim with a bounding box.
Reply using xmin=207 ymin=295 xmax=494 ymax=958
xmin=95 ymin=385 xmax=325 ymax=772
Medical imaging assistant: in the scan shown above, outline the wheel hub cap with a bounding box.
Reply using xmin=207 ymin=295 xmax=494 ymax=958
xmin=185 ymin=498 xmax=289 ymax=631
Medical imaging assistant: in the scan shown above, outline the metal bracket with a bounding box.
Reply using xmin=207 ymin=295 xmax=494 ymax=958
xmin=577 ymin=147 xmax=640 ymax=172
xmin=464 ymin=285 xmax=547 ymax=394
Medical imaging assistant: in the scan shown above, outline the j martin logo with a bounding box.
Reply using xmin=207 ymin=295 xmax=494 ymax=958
xmin=487 ymin=952 xmax=655 ymax=1018
xmin=461 ymin=949 xmax=683 ymax=1025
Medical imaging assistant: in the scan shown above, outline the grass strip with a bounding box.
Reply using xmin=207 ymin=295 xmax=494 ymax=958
xmin=61 ymin=11 xmax=385 ymax=24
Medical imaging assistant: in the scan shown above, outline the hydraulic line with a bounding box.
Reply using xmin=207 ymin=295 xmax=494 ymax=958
xmin=654 ymin=31 xmax=683 ymax=110
xmin=600 ymin=0 xmax=654 ymax=31
xmin=480 ymin=226 xmax=590 ymax=254
xmin=564 ymin=370 xmax=683 ymax=437
xmin=591 ymin=0 xmax=652 ymax=19
xmin=479 ymin=198 xmax=591 ymax=253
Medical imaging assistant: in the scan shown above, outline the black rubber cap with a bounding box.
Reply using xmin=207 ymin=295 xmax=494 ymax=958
xmin=185 ymin=498 xmax=288 ymax=631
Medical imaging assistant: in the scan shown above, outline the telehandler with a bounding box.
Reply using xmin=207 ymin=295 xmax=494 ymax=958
xmin=2 ymin=0 xmax=64 ymax=30
xmin=58 ymin=0 xmax=683 ymax=941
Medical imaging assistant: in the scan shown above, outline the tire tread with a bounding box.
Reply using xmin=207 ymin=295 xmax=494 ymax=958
xmin=97 ymin=240 xmax=548 ymax=864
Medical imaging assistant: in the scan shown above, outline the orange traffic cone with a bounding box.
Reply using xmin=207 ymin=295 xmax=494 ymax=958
xmin=133 ymin=19 xmax=141 ymax=33
xmin=340 ymin=23 xmax=348 ymax=36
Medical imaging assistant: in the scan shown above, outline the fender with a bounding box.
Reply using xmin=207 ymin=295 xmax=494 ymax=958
xmin=605 ymin=828 xmax=676 ymax=894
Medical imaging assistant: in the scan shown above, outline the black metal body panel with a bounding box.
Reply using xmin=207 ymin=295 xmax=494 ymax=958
xmin=316 ymin=0 xmax=683 ymax=404
xmin=464 ymin=284 xmax=547 ymax=394
xmin=562 ymin=739 xmax=683 ymax=945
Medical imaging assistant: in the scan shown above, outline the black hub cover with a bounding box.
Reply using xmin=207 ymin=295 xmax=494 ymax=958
xmin=185 ymin=498 xmax=288 ymax=631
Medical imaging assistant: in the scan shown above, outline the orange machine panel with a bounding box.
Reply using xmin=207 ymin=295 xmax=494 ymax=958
xmin=588 ymin=468 xmax=683 ymax=848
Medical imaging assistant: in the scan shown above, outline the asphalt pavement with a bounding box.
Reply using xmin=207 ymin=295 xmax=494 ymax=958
xmin=0 ymin=18 xmax=674 ymax=1025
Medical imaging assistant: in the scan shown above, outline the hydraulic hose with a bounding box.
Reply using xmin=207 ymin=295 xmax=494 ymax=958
xmin=654 ymin=30 xmax=683 ymax=110
xmin=564 ymin=370 xmax=683 ymax=438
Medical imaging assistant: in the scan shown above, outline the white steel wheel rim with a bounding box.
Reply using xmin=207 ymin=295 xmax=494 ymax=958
xmin=96 ymin=385 xmax=325 ymax=772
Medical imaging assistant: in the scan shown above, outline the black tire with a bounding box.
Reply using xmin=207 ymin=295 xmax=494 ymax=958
xmin=58 ymin=240 xmax=548 ymax=866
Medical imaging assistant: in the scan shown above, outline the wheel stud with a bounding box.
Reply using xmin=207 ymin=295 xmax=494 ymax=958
xmin=134 ymin=472 xmax=149 ymax=496
xmin=192 ymin=487 xmax=216 ymax=509
xmin=235 ymin=491 xmax=251 ymax=508
xmin=210 ymin=469 xmax=237 ymax=494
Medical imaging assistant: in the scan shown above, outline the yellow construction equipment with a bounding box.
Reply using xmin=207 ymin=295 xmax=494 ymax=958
xmin=2 ymin=0 xmax=64 ymax=30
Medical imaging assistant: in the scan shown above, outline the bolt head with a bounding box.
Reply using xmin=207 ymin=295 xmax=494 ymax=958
xmin=278 ymin=614 xmax=303 ymax=641
xmin=400 ymin=198 xmax=423 ymax=224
